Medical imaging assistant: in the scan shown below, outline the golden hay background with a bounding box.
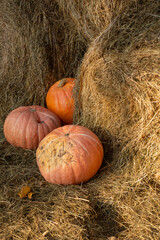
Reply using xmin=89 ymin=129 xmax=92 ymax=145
xmin=1 ymin=0 xmax=160 ymax=239
xmin=0 ymin=0 xmax=86 ymax=121
xmin=55 ymin=0 xmax=136 ymax=43
xmin=74 ymin=0 xmax=160 ymax=239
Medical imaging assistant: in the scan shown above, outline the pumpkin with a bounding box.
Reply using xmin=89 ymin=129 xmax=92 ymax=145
xmin=46 ymin=78 xmax=75 ymax=125
xmin=3 ymin=105 xmax=61 ymax=150
xmin=36 ymin=125 xmax=104 ymax=185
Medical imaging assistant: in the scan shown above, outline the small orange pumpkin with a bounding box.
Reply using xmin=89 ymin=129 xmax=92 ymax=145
xmin=36 ymin=125 xmax=104 ymax=185
xmin=3 ymin=105 xmax=61 ymax=150
xmin=46 ymin=78 xmax=75 ymax=125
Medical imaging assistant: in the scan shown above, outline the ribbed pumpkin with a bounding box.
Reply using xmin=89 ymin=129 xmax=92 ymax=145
xmin=36 ymin=125 xmax=104 ymax=185
xmin=46 ymin=78 xmax=75 ymax=125
xmin=3 ymin=105 xmax=61 ymax=150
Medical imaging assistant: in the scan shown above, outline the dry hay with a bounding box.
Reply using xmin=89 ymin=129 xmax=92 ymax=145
xmin=88 ymin=168 xmax=160 ymax=240
xmin=1 ymin=0 xmax=160 ymax=239
xmin=0 ymin=123 xmax=122 ymax=240
xmin=0 ymin=0 xmax=129 ymax=239
xmin=74 ymin=0 xmax=160 ymax=168
xmin=74 ymin=0 xmax=160 ymax=239
xmin=56 ymin=0 xmax=138 ymax=43
xmin=0 ymin=0 xmax=86 ymax=121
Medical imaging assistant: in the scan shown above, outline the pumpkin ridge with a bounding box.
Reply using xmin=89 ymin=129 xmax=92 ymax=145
xmin=62 ymin=85 xmax=73 ymax=108
xmin=37 ymin=122 xmax=42 ymax=144
xmin=69 ymin=161 xmax=77 ymax=184
xmin=71 ymin=137 xmax=89 ymax=155
xmin=33 ymin=111 xmax=41 ymax=146
xmin=25 ymin=111 xmax=34 ymax=149
xmin=37 ymin=111 xmax=60 ymax=127
xmin=71 ymin=133 xmax=103 ymax=149
xmin=13 ymin=109 xmax=29 ymax=146
xmin=43 ymin=119 xmax=53 ymax=132
xmin=70 ymin=139 xmax=86 ymax=183
xmin=33 ymin=110 xmax=41 ymax=123
xmin=52 ymin=90 xmax=60 ymax=115
xmin=44 ymin=120 xmax=55 ymax=137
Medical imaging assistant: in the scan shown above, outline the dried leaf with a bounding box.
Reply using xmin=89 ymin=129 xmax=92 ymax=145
xmin=28 ymin=192 xmax=34 ymax=199
xmin=18 ymin=186 xmax=31 ymax=198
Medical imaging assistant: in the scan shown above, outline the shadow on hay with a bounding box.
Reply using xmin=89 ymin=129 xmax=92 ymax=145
xmin=92 ymin=200 xmax=125 ymax=238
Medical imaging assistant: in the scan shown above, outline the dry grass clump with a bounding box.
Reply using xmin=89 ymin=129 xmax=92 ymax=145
xmin=74 ymin=0 xmax=160 ymax=238
xmin=0 ymin=0 xmax=86 ymax=121
xmin=56 ymin=0 xmax=137 ymax=43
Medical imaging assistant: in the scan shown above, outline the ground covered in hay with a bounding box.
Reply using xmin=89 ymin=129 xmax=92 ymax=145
xmin=1 ymin=121 xmax=160 ymax=240
xmin=1 ymin=0 xmax=160 ymax=239
xmin=0 ymin=124 xmax=122 ymax=240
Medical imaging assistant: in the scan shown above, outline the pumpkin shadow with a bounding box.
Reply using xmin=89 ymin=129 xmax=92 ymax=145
xmin=88 ymin=200 xmax=125 ymax=239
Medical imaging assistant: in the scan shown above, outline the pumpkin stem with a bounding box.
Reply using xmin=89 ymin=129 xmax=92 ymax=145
xmin=65 ymin=133 xmax=70 ymax=136
xmin=58 ymin=78 xmax=67 ymax=88
xmin=30 ymin=108 xmax=36 ymax=112
xmin=38 ymin=121 xmax=44 ymax=124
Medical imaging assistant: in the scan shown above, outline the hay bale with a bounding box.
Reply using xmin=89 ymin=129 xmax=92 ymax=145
xmin=75 ymin=0 xmax=160 ymax=164
xmin=74 ymin=1 xmax=160 ymax=238
xmin=56 ymin=0 xmax=137 ymax=43
xmin=0 ymin=0 xmax=86 ymax=121
xmin=0 ymin=0 xmax=53 ymax=119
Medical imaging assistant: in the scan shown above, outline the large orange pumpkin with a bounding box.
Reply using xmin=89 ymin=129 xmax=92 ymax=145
xmin=4 ymin=105 xmax=61 ymax=150
xmin=36 ymin=125 xmax=104 ymax=185
xmin=46 ymin=78 xmax=75 ymax=125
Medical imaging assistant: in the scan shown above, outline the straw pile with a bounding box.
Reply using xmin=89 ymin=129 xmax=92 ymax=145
xmin=75 ymin=0 xmax=160 ymax=160
xmin=74 ymin=0 xmax=160 ymax=238
xmin=56 ymin=0 xmax=137 ymax=43
xmin=0 ymin=0 xmax=86 ymax=121
xmin=1 ymin=0 xmax=160 ymax=239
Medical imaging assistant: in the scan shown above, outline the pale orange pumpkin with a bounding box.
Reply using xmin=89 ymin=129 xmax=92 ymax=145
xmin=3 ymin=105 xmax=61 ymax=150
xmin=46 ymin=78 xmax=75 ymax=125
xmin=36 ymin=125 xmax=104 ymax=185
